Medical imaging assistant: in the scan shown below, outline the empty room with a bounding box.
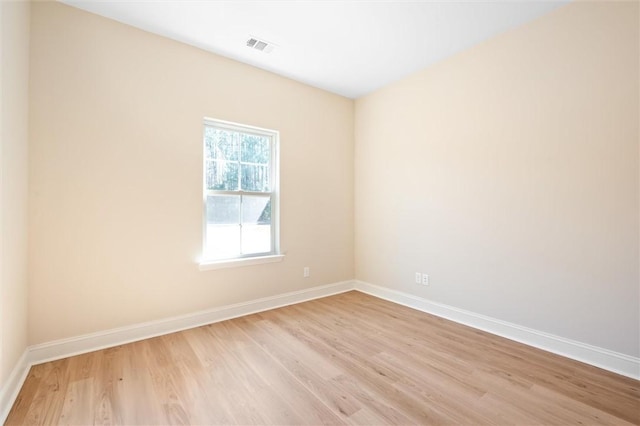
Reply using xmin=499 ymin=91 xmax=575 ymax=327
xmin=1 ymin=0 xmax=638 ymax=424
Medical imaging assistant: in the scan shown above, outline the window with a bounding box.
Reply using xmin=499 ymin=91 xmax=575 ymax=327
xmin=202 ymin=118 xmax=280 ymax=266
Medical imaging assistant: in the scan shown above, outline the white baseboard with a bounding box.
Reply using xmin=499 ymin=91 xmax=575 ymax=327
xmin=0 ymin=280 xmax=355 ymax=422
xmin=27 ymin=280 xmax=355 ymax=366
xmin=0 ymin=349 xmax=29 ymax=424
xmin=3 ymin=278 xmax=638 ymax=422
xmin=354 ymin=280 xmax=640 ymax=380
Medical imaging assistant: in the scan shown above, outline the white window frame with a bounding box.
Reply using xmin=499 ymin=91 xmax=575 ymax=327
xmin=199 ymin=118 xmax=282 ymax=270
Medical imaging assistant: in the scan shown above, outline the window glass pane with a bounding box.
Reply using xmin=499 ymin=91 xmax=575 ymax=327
xmin=242 ymin=196 xmax=271 ymax=254
xmin=241 ymin=134 xmax=270 ymax=164
xmin=206 ymin=225 xmax=241 ymax=259
xmin=206 ymin=128 xmax=239 ymax=161
xmin=205 ymin=195 xmax=241 ymax=259
xmin=203 ymin=120 xmax=278 ymax=261
xmin=242 ymin=224 xmax=271 ymax=255
xmin=206 ymin=195 xmax=240 ymax=225
xmin=242 ymin=196 xmax=270 ymax=225
xmin=206 ymin=160 xmax=239 ymax=191
xmin=204 ymin=129 xmax=217 ymax=160
xmin=241 ymin=163 xmax=269 ymax=192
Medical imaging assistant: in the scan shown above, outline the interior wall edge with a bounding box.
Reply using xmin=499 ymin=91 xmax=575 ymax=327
xmin=355 ymin=280 xmax=640 ymax=380
xmin=0 ymin=349 xmax=29 ymax=425
xmin=0 ymin=0 xmax=30 ymax=412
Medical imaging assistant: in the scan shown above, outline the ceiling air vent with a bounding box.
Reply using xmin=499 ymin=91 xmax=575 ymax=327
xmin=246 ymin=36 xmax=276 ymax=53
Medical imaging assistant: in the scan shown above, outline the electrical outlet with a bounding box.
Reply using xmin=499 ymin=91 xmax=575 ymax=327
xmin=415 ymin=272 xmax=421 ymax=284
xmin=303 ymin=267 xmax=310 ymax=278
xmin=422 ymin=274 xmax=429 ymax=285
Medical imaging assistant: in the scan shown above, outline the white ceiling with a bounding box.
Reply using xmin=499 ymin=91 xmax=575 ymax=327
xmin=60 ymin=0 xmax=568 ymax=99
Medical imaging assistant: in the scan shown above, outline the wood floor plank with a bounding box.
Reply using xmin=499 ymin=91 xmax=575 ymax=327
xmin=264 ymin=305 xmax=485 ymax=424
xmin=57 ymin=378 xmax=94 ymax=426
xmin=21 ymin=359 xmax=70 ymax=425
xmin=6 ymin=291 xmax=640 ymax=425
xmin=4 ymin=369 xmax=42 ymax=425
xmin=234 ymin=316 xmax=364 ymax=420
xmin=180 ymin=327 xmax=242 ymax=424
xmin=225 ymin=321 xmax=348 ymax=425
xmin=206 ymin=321 xmax=326 ymax=425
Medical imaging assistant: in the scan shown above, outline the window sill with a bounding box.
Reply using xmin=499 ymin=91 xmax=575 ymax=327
xmin=198 ymin=254 xmax=285 ymax=271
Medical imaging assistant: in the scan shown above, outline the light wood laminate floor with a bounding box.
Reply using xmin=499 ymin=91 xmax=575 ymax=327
xmin=6 ymin=291 xmax=640 ymax=425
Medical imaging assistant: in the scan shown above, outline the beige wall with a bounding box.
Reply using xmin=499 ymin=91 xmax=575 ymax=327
xmin=1 ymin=0 xmax=30 ymax=384
xmin=28 ymin=2 xmax=354 ymax=344
xmin=25 ymin=0 xmax=640 ymax=360
xmin=355 ymin=2 xmax=639 ymax=357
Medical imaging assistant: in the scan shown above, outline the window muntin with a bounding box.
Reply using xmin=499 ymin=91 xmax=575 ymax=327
xmin=203 ymin=119 xmax=278 ymax=261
